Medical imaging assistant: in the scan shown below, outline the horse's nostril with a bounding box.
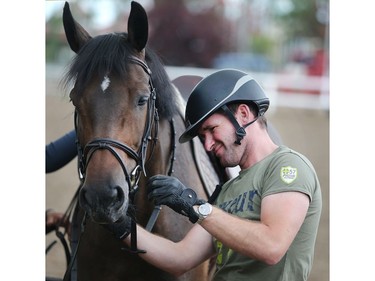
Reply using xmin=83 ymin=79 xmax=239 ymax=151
xmin=113 ymin=186 xmax=125 ymax=208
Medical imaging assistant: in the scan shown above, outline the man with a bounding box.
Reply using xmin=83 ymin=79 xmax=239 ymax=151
xmin=107 ymin=69 xmax=322 ymax=281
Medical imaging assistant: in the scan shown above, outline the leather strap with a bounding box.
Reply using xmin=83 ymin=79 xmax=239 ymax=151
xmin=221 ymin=104 xmax=259 ymax=145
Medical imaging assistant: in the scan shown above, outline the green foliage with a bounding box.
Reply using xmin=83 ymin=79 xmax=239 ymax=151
xmin=46 ymin=16 xmax=63 ymax=62
xmin=274 ymin=0 xmax=328 ymax=40
xmin=250 ymin=35 xmax=274 ymax=55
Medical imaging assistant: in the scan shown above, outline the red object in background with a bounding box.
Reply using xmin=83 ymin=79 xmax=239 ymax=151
xmin=307 ymin=49 xmax=327 ymax=76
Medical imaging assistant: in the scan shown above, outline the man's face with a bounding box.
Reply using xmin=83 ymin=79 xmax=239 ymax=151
xmin=198 ymin=112 xmax=241 ymax=167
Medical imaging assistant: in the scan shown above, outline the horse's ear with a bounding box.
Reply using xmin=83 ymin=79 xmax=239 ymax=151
xmin=127 ymin=1 xmax=148 ymax=52
xmin=62 ymin=2 xmax=92 ymax=53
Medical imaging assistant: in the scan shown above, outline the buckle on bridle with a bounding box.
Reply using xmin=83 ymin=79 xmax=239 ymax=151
xmin=130 ymin=165 xmax=141 ymax=186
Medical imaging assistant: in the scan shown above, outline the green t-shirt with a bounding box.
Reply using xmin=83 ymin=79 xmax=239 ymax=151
xmin=213 ymin=145 xmax=322 ymax=281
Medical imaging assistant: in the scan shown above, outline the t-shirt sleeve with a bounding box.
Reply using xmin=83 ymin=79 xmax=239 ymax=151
xmin=261 ymin=151 xmax=317 ymax=202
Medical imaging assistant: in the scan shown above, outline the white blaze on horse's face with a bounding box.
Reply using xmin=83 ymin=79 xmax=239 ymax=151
xmin=101 ymin=75 xmax=111 ymax=93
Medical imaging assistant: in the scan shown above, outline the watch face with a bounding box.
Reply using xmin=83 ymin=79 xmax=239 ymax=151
xmin=199 ymin=203 xmax=212 ymax=216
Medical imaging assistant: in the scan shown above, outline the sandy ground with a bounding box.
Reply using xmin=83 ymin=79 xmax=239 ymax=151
xmin=46 ymin=79 xmax=329 ymax=280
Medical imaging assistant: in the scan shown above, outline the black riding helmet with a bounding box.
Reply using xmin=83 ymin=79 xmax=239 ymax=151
xmin=179 ymin=69 xmax=269 ymax=144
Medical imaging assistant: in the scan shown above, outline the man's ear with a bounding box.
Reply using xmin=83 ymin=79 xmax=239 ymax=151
xmin=237 ymin=104 xmax=254 ymax=124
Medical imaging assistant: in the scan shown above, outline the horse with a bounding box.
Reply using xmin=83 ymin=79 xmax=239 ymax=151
xmin=60 ymin=1 xmax=224 ymax=281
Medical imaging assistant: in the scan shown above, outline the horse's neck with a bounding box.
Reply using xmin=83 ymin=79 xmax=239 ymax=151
xmin=173 ymin=84 xmax=188 ymax=120
xmin=133 ymin=116 xmax=178 ymax=226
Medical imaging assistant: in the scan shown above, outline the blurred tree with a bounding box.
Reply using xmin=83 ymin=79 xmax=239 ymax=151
xmin=250 ymin=34 xmax=275 ymax=56
xmin=46 ymin=2 xmax=95 ymax=63
xmin=270 ymin=0 xmax=329 ymax=75
xmin=46 ymin=15 xmax=63 ymax=62
xmin=147 ymin=0 xmax=232 ymax=67
xmin=273 ymin=0 xmax=328 ymax=40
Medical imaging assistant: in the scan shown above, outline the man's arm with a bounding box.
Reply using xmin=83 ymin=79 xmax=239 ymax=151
xmin=198 ymin=191 xmax=309 ymax=265
xmin=123 ymin=223 xmax=216 ymax=276
xmin=46 ymin=130 xmax=77 ymax=173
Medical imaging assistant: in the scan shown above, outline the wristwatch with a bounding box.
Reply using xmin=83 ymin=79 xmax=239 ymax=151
xmin=197 ymin=202 xmax=213 ymax=223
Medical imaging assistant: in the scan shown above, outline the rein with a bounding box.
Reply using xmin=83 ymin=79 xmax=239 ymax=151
xmin=60 ymin=56 xmax=177 ymax=281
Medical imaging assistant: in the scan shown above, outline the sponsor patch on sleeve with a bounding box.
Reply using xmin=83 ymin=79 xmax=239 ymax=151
xmin=280 ymin=166 xmax=297 ymax=184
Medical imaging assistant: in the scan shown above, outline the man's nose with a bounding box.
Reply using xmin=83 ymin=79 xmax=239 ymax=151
xmin=203 ymin=135 xmax=214 ymax=152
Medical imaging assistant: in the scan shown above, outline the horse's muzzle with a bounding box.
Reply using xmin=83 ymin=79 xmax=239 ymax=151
xmin=79 ymin=182 xmax=129 ymax=223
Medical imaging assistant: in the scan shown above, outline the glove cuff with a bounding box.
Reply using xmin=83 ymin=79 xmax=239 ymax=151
xmin=188 ymin=208 xmax=199 ymax=223
xmin=180 ymin=188 xmax=198 ymax=205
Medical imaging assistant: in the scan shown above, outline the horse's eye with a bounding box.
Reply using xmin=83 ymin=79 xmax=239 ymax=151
xmin=138 ymin=96 xmax=149 ymax=106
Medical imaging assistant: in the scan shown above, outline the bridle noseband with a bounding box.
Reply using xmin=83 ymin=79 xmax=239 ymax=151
xmin=83 ymin=138 xmax=142 ymax=194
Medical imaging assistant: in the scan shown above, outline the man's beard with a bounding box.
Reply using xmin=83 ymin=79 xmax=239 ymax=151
xmin=218 ymin=144 xmax=239 ymax=168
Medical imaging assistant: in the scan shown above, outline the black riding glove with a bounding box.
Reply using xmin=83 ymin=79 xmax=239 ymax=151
xmin=147 ymin=175 xmax=206 ymax=223
xmin=102 ymin=217 xmax=131 ymax=240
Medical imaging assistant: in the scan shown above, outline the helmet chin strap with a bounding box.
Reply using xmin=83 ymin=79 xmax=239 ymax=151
xmin=221 ymin=104 xmax=259 ymax=145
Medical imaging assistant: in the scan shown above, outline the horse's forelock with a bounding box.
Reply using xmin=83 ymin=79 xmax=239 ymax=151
xmin=62 ymin=32 xmax=178 ymax=120
xmin=63 ymin=33 xmax=130 ymax=94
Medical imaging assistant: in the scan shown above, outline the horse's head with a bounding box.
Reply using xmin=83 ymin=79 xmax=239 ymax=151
xmin=62 ymin=1 xmax=165 ymax=224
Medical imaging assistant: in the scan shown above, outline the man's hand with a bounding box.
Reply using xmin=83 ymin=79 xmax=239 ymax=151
xmin=102 ymin=217 xmax=131 ymax=240
xmin=147 ymin=175 xmax=205 ymax=223
xmin=46 ymin=209 xmax=70 ymax=235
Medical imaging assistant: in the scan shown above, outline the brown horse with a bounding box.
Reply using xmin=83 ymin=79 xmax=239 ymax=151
xmin=61 ymin=1 xmax=223 ymax=281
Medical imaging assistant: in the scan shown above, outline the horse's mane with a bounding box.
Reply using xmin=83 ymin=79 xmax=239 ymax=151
xmin=62 ymin=32 xmax=178 ymax=119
